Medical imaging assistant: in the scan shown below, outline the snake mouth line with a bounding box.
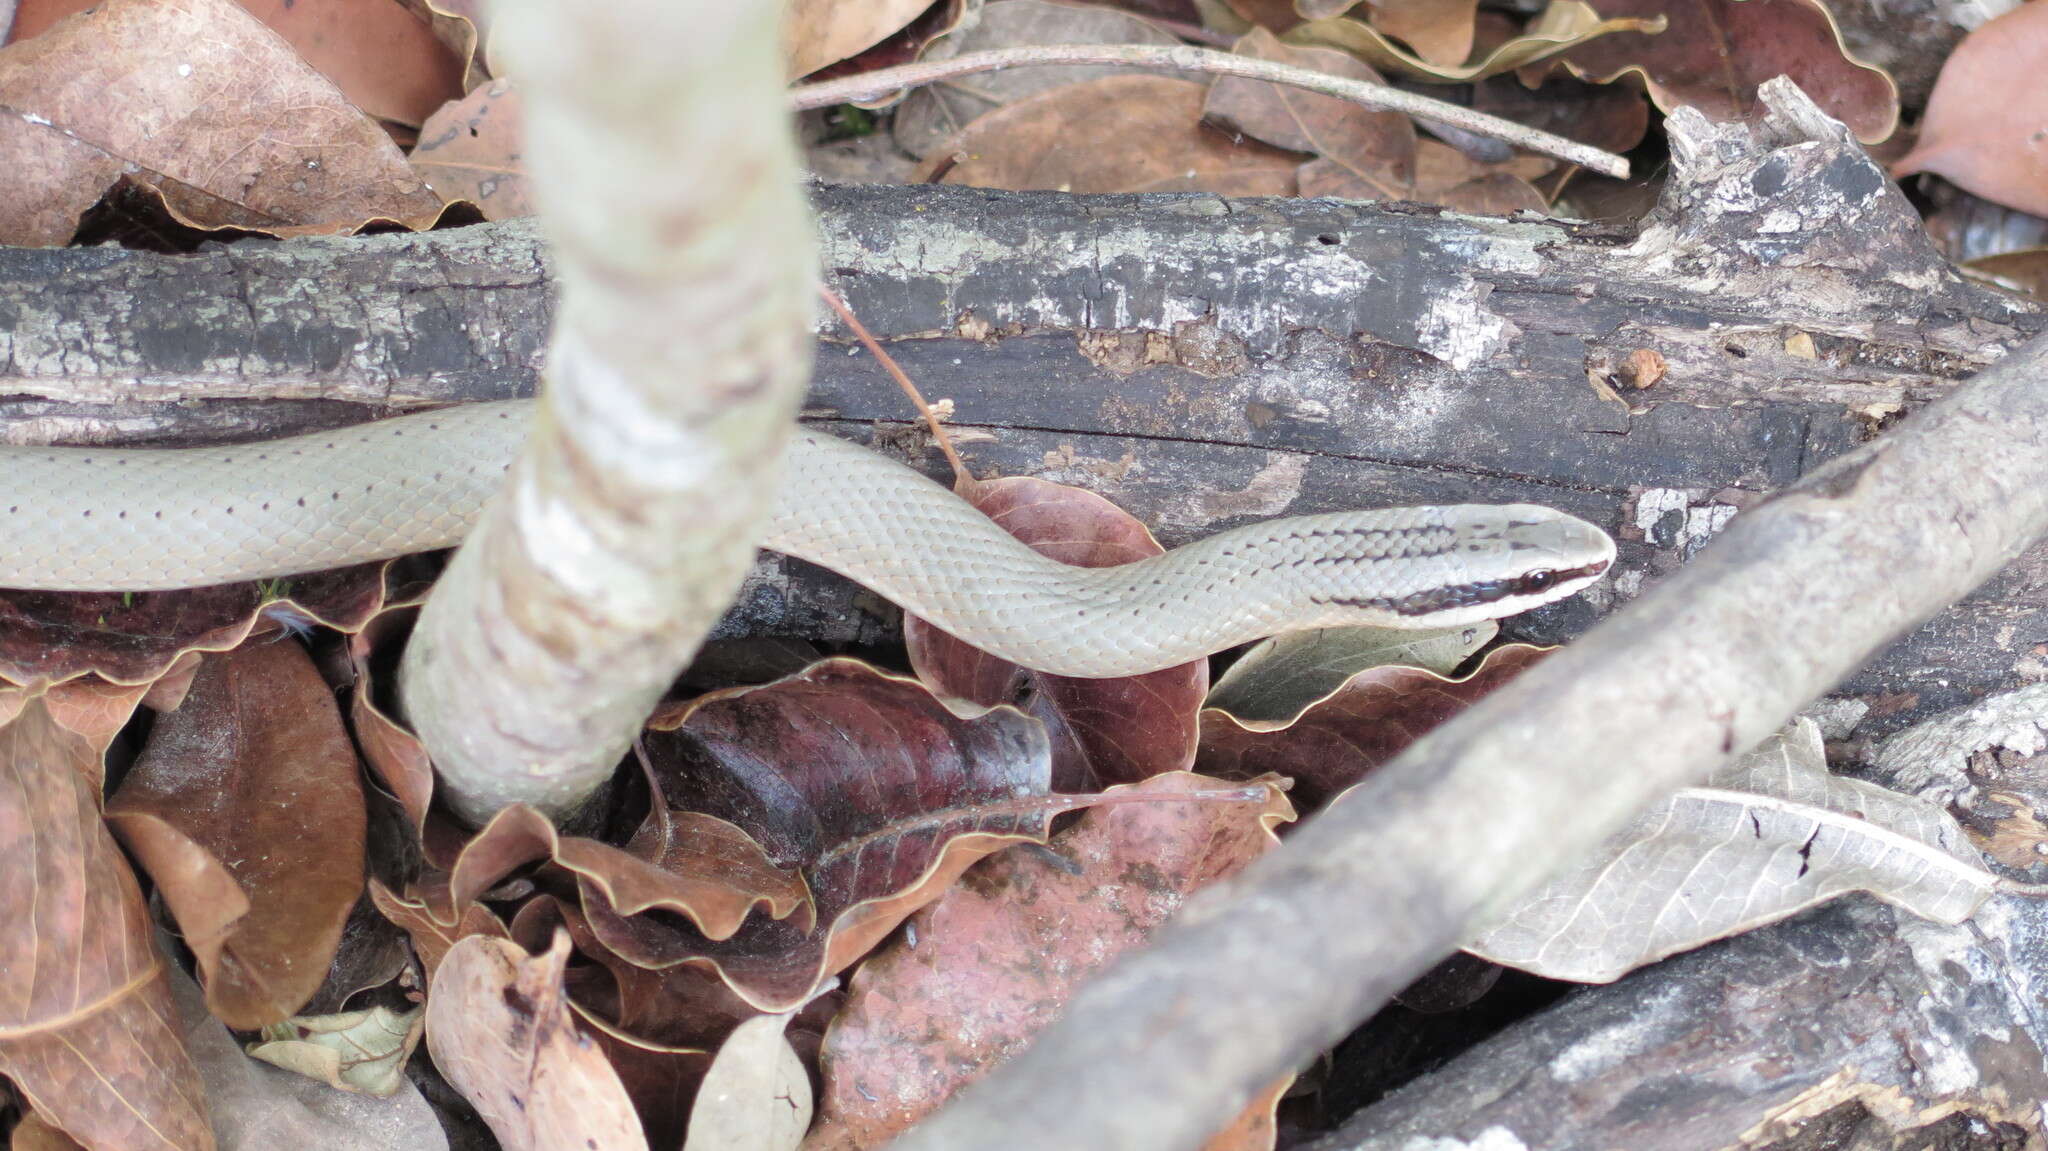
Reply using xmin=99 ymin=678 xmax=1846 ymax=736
xmin=1314 ymin=556 xmax=1613 ymax=617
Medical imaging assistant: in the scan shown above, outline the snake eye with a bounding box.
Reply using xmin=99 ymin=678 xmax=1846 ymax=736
xmin=1519 ymin=569 xmax=1557 ymax=593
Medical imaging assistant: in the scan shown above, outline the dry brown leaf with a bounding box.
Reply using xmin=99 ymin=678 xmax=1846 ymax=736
xmin=1366 ymin=0 xmax=1479 ymax=67
xmin=807 ymin=772 xmax=1294 ymax=1149
xmin=411 ymin=78 xmax=530 ymax=218
xmin=106 ymin=641 xmax=366 ymax=1029
xmin=1552 ymin=0 xmax=1898 ymax=144
xmin=427 ymin=933 xmax=649 ymax=1151
xmin=1289 ymin=0 xmax=1660 ymax=84
xmin=890 ymin=0 xmax=1186 ymax=159
xmin=1198 ymin=644 xmax=1547 ymax=809
xmin=0 ymin=700 xmax=214 ymax=1151
xmin=393 ymin=0 xmax=493 ymax=92
xmin=0 ymin=0 xmax=442 ymax=245
xmin=927 ymin=74 xmax=1302 ymax=194
xmin=0 ymin=563 xmax=393 ymax=690
xmin=906 ymin=476 xmax=1207 ymax=791
xmin=1204 ymin=27 xmax=1416 ymax=201
xmin=1892 ymin=1 xmax=2048 ymax=217
xmin=582 ymin=659 xmax=1077 ymax=1011
xmin=7 ymin=0 xmax=461 ymax=126
xmin=786 ymin=0 xmax=933 ymax=78
xmin=369 ymin=875 xmax=510 ymax=980
xmin=0 ymin=676 xmax=153 ymax=761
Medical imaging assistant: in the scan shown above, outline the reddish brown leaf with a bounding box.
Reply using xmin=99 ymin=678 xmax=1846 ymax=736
xmin=105 ymin=641 xmax=366 ymax=1028
xmin=808 ymin=772 xmax=1294 ymax=1149
xmin=0 ymin=563 xmax=391 ymax=689
xmin=927 ymin=75 xmax=1303 ymax=195
xmin=427 ymin=933 xmax=648 ymax=1151
xmin=579 ymin=659 xmax=1062 ymax=1011
xmin=392 ymin=0 xmax=492 ymax=91
xmin=1892 ymin=1 xmax=2048 ymax=217
xmin=411 ymin=79 xmax=531 ymax=219
xmin=0 ymin=0 xmax=443 ymax=246
xmin=1553 ymin=0 xmax=1897 ymax=144
xmin=1198 ymin=643 xmax=1547 ymax=809
xmin=0 ymin=700 xmax=213 ymax=1151
xmin=1204 ymin=28 xmax=1416 ymax=201
xmin=906 ymin=476 xmax=1206 ymax=792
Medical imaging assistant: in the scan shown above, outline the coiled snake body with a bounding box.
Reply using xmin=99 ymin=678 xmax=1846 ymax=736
xmin=0 ymin=402 xmax=1615 ymax=676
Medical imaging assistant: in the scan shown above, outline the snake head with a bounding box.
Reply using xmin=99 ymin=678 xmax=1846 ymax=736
xmin=1365 ymin=504 xmax=1616 ymax=626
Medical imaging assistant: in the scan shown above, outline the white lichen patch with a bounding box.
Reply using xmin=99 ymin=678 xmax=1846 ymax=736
xmin=1633 ymin=488 xmax=1738 ymax=559
xmin=1396 ymin=1129 xmax=1532 ymax=1151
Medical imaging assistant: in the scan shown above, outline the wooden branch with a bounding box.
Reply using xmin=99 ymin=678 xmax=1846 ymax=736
xmin=396 ymin=0 xmax=814 ymax=822
xmin=881 ymin=81 xmax=2048 ymax=1151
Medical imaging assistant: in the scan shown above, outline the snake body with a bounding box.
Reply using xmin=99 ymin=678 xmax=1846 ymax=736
xmin=0 ymin=402 xmax=1615 ymax=677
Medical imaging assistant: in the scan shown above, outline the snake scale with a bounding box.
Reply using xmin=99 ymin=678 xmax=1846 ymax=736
xmin=0 ymin=401 xmax=1615 ymax=677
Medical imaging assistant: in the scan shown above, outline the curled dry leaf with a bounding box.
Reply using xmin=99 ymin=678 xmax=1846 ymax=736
xmin=890 ymin=0 xmax=1185 ymax=159
xmin=106 ymin=641 xmax=367 ymax=1029
xmin=1199 ymin=643 xmax=1547 ymax=809
xmin=926 ymin=74 xmax=1302 ymax=195
xmin=1288 ymin=0 xmax=1661 ymax=84
xmin=1203 ymin=28 xmax=1417 ymax=201
xmin=580 ymin=658 xmax=1069 ymax=1011
xmin=368 ymin=875 xmax=510 ymax=980
xmin=683 ymin=1012 xmax=811 ymax=1151
xmin=1206 ymin=622 xmax=1497 ymax=725
xmin=411 ymin=78 xmax=530 ymax=218
xmin=0 ymin=0 xmax=443 ymax=245
xmin=427 ymin=933 xmax=649 ymax=1151
xmin=0 ymin=676 xmax=154 ymax=762
xmin=0 ymin=700 xmax=213 ymax=1151
xmin=786 ymin=0 xmax=934 ymax=78
xmin=1471 ymin=719 xmax=2004 ymax=982
xmin=1551 ymin=0 xmax=1898 ymax=144
xmin=0 ymin=562 xmax=391 ymax=690
xmin=392 ymin=0 xmax=493 ymax=92
xmin=907 ymin=476 xmax=1207 ymax=791
xmin=246 ymin=1006 xmax=425 ymax=1098
xmin=1893 ymin=2 xmax=2048 ymax=216
xmin=808 ymin=772 xmax=1295 ymax=1150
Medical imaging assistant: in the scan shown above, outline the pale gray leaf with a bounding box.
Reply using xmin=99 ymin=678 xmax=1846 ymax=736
xmin=893 ymin=0 xmax=1184 ymax=158
xmin=683 ymin=1012 xmax=811 ymax=1151
xmin=1470 ymin=719 xmax=1997 ymax=983
xmin=1205 ymin=623 xmax=1496 ymax=726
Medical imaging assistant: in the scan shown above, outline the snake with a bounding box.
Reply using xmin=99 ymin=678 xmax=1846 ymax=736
xmin=0 ymin=401 xmax=1615 ymax=677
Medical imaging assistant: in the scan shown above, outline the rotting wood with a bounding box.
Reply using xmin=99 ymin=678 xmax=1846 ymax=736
xmin=0 ymin=97 xmax=2043 ymax=734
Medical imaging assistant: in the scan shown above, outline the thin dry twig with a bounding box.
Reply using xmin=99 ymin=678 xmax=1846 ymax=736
xmin=787 ymin=43 xmax=1630 ymax=179
xmin=816 ymin=285 xmax=975 ymax=494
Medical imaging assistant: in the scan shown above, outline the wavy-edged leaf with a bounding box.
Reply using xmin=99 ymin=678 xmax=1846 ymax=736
xmin=0 ymin=563 xmax=392 ymax=689
xmin=426 ymin=933 xmax=648 ymax=1151
xmin=926 ymin=75 xmax=1302 ymax=195
xmin=786 ymin=0 xmax=932 ymax=77
xmin=1471 ymin=719 xmax=2000 ymax=982
xmin=0 ymin=700 xmax=213 ymax=1150
xmin=1550 ymin=0 xmax=1898 ymax=144
xmin=106 ymin=641 xmax=366 ymax=1029
xmin=579 ymin=658 xmax=1064 ymax=1011
xmin=892 ymin=0 xmax=1185 ymax=158
xmin=809 ymin=772 xmax=1294 ymax=1149
xmin=1288 ymin=0 xmax=1661 ymax=84
xmin=1206 ymin=622 xmax=1496 ymax=725
xmin=1199 ymin=644 xmax=1546 ymax=809
xmin=368 ymin=875 xmax=510 ymax=980
xmin=907 ymin=476 xmax=1206 ymax=791
xmin=0 ymin=0 xmax=442 ymax=245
